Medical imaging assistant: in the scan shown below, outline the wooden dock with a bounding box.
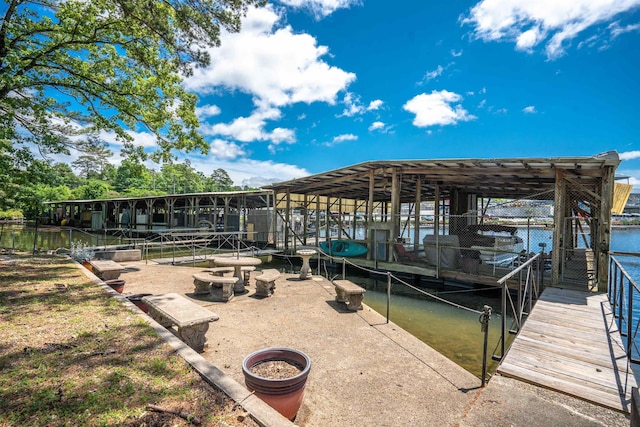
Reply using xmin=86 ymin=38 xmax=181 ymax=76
xmin=497 ymin=287 xmax=637 ymax=413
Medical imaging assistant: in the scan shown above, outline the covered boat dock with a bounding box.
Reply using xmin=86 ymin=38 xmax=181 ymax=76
xmin=266 ymin=152 xmax=622 ymax=291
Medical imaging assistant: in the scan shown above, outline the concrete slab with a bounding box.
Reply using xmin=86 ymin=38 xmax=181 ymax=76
xmin=118 ymin=262 xmax=630 ymax=426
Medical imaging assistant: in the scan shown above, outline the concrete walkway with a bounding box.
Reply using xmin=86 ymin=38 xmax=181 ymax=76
xmin=118 ymin=261 xmax=629 ymax=426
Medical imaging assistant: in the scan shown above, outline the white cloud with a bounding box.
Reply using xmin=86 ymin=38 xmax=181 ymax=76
xmin=203 ymin=106 xmax=295 ymax=145
xmin=523 ymin=105 xmax=537 ymax=114
xmin=338 ymin=93 xmax=383 ymax=117
xmin=195 ymin=104 xmax=221 ymax=119
xmin=208 ymin=139 xmax=245 ymax=159
xmin=620 ymin=151 xmax=640 ymax=160
xmin=339 ymin=92 xmax=365 ymax=117
xmin=461 ymin=0 xmax=640 ymax=59
xmin=403 ymin=90 xmax=476 ymax=128
xmin=188 ymin=156 xmax=309 ymax=187
xmin=277 ymin=0 xmax=361 ymax=19
xmin=451 ymin=49 xmax=464 ymax=57
xmin=368 ymin=121 xmax=385 ymax=131
xmin=333 ymin=133 xmax=358 ymax=143
xmin=367 ymin=99 xmax=383 ymax=111
xmin=185 ymin=6 xmax=355 ymax=108
xmin=424 ymin=65 xmax=444 ymax=81
xmin=609 ymin=21 xmax=640 ymax=38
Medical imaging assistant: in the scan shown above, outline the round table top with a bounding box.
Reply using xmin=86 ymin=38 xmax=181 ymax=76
xmin=297 ymin=249 xmax=317 ymax=256
xmin=212 ymin=256 xmax=262 ymax=267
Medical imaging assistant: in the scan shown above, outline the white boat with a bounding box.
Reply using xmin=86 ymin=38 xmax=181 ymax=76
xmin=461 ymin=225 xmax=524 ymax=266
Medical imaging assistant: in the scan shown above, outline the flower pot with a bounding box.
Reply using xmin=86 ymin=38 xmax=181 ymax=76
xmin=105 ymin=279 xmax=125 ymax=294
xmin=127 ymin=293 xmax=152 ymax=312
xmin=242 ymin=347 xmax=311 ymax=420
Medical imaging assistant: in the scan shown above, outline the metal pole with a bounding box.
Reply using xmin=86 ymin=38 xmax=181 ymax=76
xmin=386 ymin=272 xmax=391 ymax=324
xmin=32 ymin=218 xmax=39 ymax=255
xmin=480 ymin=305 xmax=492 ymax=387
xmin=627 ymin=277 xmax=633 ymax=359
xmin=342 ymin=258 xmax=346 ymax=280
xmin=501 ymin=283 xmax=507 ymax=359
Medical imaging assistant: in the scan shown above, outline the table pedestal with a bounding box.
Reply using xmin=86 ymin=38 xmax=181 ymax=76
xmin=297 ymin=249 xmax=317 ymax=280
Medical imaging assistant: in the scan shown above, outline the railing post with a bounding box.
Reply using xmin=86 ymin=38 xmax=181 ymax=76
xmin=501 ymin=282 xmax=507 ymax=359
xmin=342 ymin=258 xmax=346 ymax=280
xmin=386 ymin=272 xmax=391 ymax=324
xmin=480 ymin=305 xmax=492 ymax=387
xmin=628 ymin=276 xmax=633 ymax=359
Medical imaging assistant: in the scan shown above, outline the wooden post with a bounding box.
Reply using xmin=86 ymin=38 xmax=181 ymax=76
xmin=367 ymin=170 xmax=375 ymax=260
xmin=390 ymin=168 xmax=400 ymax=261
xmin=597 ymin=165 xmax=615 ymax=292
xmin=552 ymin=169 xmax=565 ymax=287
xmin=284 ymin=191 xmax=291 ymax=250
xmin=414 ymin=176 xmax=421 ymax=253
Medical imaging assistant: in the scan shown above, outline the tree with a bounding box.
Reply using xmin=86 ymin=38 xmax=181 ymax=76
xmin=206 ymin=168 xmax=234 ymax=191
xmin=71 ymin=137 xmax=113 ymax=179
xmin=0 ymin=0 xmax=265 ymax=163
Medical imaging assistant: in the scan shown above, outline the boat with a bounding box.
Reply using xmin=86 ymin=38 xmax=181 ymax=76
xmin=319 ymin=239 xmax=368 ymax=257
xmin=459 ymin=225 xmax=524 ymax=266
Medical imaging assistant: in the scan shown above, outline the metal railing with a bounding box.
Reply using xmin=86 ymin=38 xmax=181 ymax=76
xmin=142 ymin=230 xmax=261 ymax=265
xmin=493 ymin=252 xmax=543 ymax=361
xmin=608 ymin=252 xmax=640 ymax=363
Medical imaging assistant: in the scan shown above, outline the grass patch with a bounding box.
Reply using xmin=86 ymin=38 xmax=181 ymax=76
xmin=0 ymin=253 xmax=257 ymax=426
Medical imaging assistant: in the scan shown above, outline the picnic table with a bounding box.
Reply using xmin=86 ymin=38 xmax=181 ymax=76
xmin=211 ymin=256 xmax=262 ymax=293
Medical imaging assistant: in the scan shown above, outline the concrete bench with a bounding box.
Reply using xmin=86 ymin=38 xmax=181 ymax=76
xmin=332 ymin=280 xmax=366 ymax=311
xmin=89 ymin=260 xmax=125 ymax=280
xmin=241 ymin=266 xmax=256 ymax=285
xmin=255 ymin=269 xmax=280 ymax=297
xmin=205 ymin=267 xmax=234 ymax=276
xmin=192 ymin=273 xmax=237 ymax=302
xmin=142 ymin=293 xmax=219 ymax=352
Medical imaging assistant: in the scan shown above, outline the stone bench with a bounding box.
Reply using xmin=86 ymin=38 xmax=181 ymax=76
xmin=255 ymin=269 xmax=280 ymax=297
xmin=241 ymin=266 xmax=256 ymax=285
xmin=142 ymin=293 xmax=219 ymax=352
xmin=192 ymin=273 xmax=237 ymax=302
xmin=332 ymin=280 xmax=366 ymax=311
xmin=89 ymin=260 xmax=125 ymax=280
xmin=205 ymin=267 xmax=234 ymax=276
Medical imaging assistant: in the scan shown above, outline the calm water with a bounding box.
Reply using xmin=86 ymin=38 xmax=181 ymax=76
xmin=3 ymin=224 xmax=639 ymax=377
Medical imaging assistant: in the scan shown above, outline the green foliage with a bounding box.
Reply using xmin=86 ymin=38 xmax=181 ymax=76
xmin=72 ymin=179 xmax=110 ymax=200
xmin=0 ymin=0 xmax=265 ymax=162
xmin=0 ymin=209 xmax=23 ymax=219
xmin=206 ymin=168 xmax=234 ymax=191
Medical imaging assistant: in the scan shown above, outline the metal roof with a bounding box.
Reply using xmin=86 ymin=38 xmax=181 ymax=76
xmin=265 ymin=152 xmax=620 ymax=203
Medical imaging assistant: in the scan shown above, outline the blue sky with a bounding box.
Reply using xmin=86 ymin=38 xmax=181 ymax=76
xmin=93 ymin=0 xmax=640 ymax=190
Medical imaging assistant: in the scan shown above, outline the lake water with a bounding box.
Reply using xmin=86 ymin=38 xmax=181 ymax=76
xmin=2 ymin=224 xmax=639 ymax=377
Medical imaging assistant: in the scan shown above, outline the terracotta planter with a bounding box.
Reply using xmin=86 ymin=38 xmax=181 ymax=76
xmin=105 ymin=279 xmax=125 ymax=293
xmin=242 ymin=347 xmax=311 ymax=420
xmin=127 ymin=293 xmax=152 ymax=312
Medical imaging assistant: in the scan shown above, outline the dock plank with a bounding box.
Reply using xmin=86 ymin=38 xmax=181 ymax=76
xmin=498 ymin=287 xmax=636 ymax=414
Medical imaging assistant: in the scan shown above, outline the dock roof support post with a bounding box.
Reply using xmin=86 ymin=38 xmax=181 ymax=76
xmin=390 ymin=167 xmax=400 ymax=262
xmin=597 ymin=165 xmax=615 ymax=292
xmin=551 ymin=169 xmax=565 ymax=287
xmin=367 ymin=170 xmax=375 ymax=260
xmin=284 ymin=191 xmax=291 ymax=251
xmin=434 ymin=184 xmax=440 ymax=278
xmin=315 ymin=195 xmax=320 ymax=247
xmin=414 ymin=177 xmax=421 ymax=253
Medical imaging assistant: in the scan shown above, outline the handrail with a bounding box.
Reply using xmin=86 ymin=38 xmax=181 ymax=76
xmin=494 ymin=252 xmax=542 ymax=361
xmin=608 ymin=253 xmax=640 ymax=363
